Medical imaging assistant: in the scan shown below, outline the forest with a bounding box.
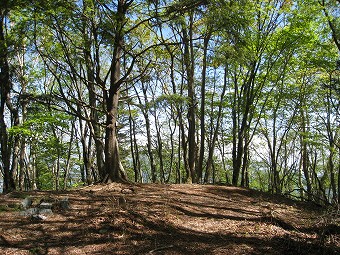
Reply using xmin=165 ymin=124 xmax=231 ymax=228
xmin=0 ymin=0 xmax=340 ymax=206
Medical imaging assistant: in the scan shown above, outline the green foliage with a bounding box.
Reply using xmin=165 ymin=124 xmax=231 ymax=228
xmin=1 ymin=0 xmax=340 ymax=208
xmin=8 ymin=111 xmax=71 ymax=139
xmin=37 ymin=165 xmax=54 ymax=190
xmin=71 ymin=181 xmax=85 ymax=189
xmin=154 ymin=94 xmax=188 ymax=108
xmin=0 ymin=203 xmax=21 ymax=212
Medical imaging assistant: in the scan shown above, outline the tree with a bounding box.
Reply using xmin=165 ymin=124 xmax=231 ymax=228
xmin=319 ymin=0 xmax=340 ymax=52
xmin=103 ymin=0 xmax=130 ymax=182
xmin=227 ymin=0 xmax=295 ymax=186
xmin=0 ymin=1 xmax=16 ymax=193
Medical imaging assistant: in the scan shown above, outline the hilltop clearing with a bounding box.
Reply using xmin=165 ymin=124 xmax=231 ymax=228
xmin=0 ymin=183 xmax=339 ymax=254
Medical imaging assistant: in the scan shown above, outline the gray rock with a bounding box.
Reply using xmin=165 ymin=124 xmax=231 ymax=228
xmin=19 ymin=197 xmax=70 ymax=219
xmin=59 ymin=198 xmax=70 ymax=210
xmin=121 ymin=188 xmax=134 ymax=194
xmin=39 ymin=208 xmax=53 ymax=215
xmin=21 ymin=197 xmax=32 ymax=210
xmin=39 ymin=202 xmax=52 ymax=209
xmin=20 ymin=207 xmax=39 ymax=216
xmin=31 ymin=214 xmax=47 ymax=221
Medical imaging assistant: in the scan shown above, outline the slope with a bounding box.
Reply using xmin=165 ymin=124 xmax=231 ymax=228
xmin=0 ymin=183 xmax=339 ymax=254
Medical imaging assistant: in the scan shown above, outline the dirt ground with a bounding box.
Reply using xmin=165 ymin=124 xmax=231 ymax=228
xmin=0 ymin=183 xmax=339 ymax=255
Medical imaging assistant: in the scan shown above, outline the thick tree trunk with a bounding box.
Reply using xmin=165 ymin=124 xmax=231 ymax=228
xmin=0 ymin=12 xmax=15 ymax=193
xmin=105 ymin=89 xmax=127 ymax=182
xmin=232 ymin=114 xmax=245 ymax=186
xmin=104 ymin=0 xmax=130 ymax=183
xmin=232 ymin=73 xmax=243 ymax=186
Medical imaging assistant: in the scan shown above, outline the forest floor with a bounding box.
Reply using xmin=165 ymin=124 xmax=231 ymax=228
xmin=0 ymin=183 xmax=339 ymax=255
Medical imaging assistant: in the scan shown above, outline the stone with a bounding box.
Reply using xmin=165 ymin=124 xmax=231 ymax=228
xmin=121 ymin=188 xmax=134 ymax=194
xmin=39 ymin=209 xmax=53 ymax=215
xmin=59 ymin=198 xmax=70 ymax=210
xmin=39 ymin=202 xmax=52 ymax=209
xmin=20 ymin=197 xmax=70 ymax=219
xmin=20 ymin=207 xmax=39 ymax=217
xmin=21 ymin=197 xmax=32 ymax=210
xmin=31 ymin=214 xmax=47 ymax=221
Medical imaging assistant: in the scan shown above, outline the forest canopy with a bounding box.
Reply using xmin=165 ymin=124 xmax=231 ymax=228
xmin=1 ymin=0 xmax=340 ymax=206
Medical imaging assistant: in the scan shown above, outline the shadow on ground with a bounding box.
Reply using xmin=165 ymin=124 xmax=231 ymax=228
xmin=0 ymin=183 xmax=338 ymax=255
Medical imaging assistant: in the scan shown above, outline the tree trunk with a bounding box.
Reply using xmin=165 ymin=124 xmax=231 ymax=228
xmin=167 ymin=117 xmax=177 ymax=183
xmin=232 ymin=62 xmax=257 ymax=186
xmin=217 ymin=130 xmax=230 ymax=184
xmin=240 ymin=129 xmax=250 ymax=188
xmin=10 ymin=82 xmax=20 ymax=186
xmin=128 ymin=103 xmax=136 ymax=181
xmin=135 ymin=83 xmax=157 ymax=183
xmin=204 ymin=66 xmax=227 ymax=183
xmin=55 ymin=156 xmax=60 ymax=190
xmin=18 ymin=63 xmax=28 ymax=191
xmin=182 ymin=13 xmax=196 ymax=183
xmin=231 ymin=80 xmax=240 ymax=186
xmin=105 ymin=89 xmax=127 ymax=182
xmin=63 ymin=119 xmax=75 ymax=189
xmin=197 ymin=32 xmax=211 ymax=183
xmin=0 ymin=12 xmax=15 ymax=193
xmin=321 ymin=1 xmax=340 ymax=52
xmin=232 ymin=103 xmax=247 ymax=186
xmin=19 ymin=136 xmax=26 ymax=190
xmin=128 ymin=101 xmax=141 ymax=182
xmin=82 ymin=0 xmax=105 ymax=180
xmin=132 ymin=116 xmax=141 ymax=183
xmin=30 ymin=147 xmax=37 ymax=190
xmin=104 ymin=0 xmax=130 ymax=183
xmin=154 ymin=111 xmax=165 ymax=183
xmin=300 ymin=106 xmax=312 ymax=201
xmin=338 ymin=148 xmax=340 ymax=204
xmin=164 ymin=37 xmax=183 ymax=184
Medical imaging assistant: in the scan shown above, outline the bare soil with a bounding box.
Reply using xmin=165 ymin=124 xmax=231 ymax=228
xmin=0 ymin=183 xmax=339 ymax=255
